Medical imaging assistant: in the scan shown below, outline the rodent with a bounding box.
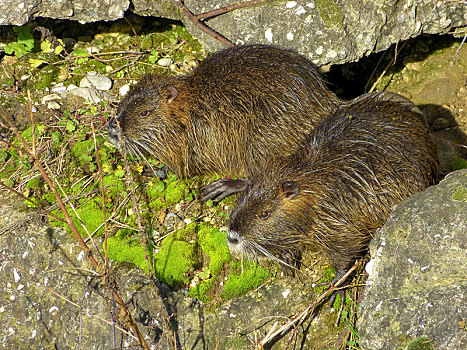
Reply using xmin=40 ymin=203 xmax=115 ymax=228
xmin=226 ymin=95 xmax=439 ymax=284
xmin=108 ymin=44 xmax=339 ymax=196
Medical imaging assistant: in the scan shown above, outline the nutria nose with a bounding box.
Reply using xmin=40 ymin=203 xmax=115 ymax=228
xmin=107 ymin=118 xmax=119 ymax=145
xmin=227 ymin=231 xmax=240 ymax=245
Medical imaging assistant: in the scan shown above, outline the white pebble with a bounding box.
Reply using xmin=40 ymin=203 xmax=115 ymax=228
xmin=80 ymin=75 xmax=113 ymax=90
xmin=40 ymin=93 xmax=61 ymax=104
xmin=47 ymin=101 xmax=61 ymax=110
xmin=49 ymin=306 xmax=59 ymax=314
xmin=286 ymin=1 xmax=297 ymax=8
xmin=51 ymin=83 xmax=67 ymax=93
xmin=365 ymin=259 xmax=374 ymax=275
xmin=13 ymin=268 xmax=21 ymax=283
xmin=295 ymin=6 xmax=307 ymax=15
xmin=157 ymin=58 xmax=173 ymax=67
xmin=286 ymin=32 xmax=294 ymax=41
xmin=265 ymin=28 xmax=273 ymax=42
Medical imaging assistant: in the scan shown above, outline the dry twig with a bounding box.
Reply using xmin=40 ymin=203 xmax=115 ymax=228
xmin=173 ymin=0 xmax=273 ymax=47
xmin=259 ymin=261 xmax=362 ymax=348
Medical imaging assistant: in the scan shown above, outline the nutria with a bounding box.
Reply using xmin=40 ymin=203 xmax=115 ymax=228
xmin=227 ymin=95 xmax=439 ymax=285
xmin=108 ymin=44 xmax=339 ymax=197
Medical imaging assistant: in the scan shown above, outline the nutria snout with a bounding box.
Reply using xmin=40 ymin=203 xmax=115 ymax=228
xmin=108 ymin=44 xmax=339 ymax=186
xmin=227 ymin=95 xmax=439 ymax=282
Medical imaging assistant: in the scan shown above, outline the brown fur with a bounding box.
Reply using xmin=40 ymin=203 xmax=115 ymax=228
xmin=227 ymin=95 xmax=440 ymax=279
xmin=108 ymin=44 xmax=339 ymax=178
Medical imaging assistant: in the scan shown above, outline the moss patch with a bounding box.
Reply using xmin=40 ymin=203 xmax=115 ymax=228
xmin=107 ymin=234 xmax=150 ymax=272
xmin=221 ymin=261 xmax=272 ymax=300
xmin=452 ymin=185 xmax=467 ymax=202
xmin=316 ymin=0 xmax=345 ymax=30
xmin=407 ymin=337 xmax=434 ymax=350
xmin=152 ymin=223 xmax=198 ymax=287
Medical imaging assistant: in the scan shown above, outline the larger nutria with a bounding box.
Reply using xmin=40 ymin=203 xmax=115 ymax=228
xmin=226 ymin=95 xmax=439 ymax=287
xmin=108 ymin=44 xmax=339 ymax=198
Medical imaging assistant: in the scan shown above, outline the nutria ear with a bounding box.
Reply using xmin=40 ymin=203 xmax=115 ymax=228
xmin=164 ymin=84 xmax=179 ymax=104
xmin=281 ymin=180 xmax=299 ymax=199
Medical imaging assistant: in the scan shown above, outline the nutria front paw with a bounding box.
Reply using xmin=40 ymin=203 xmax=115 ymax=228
xmin=201 ymin=179 xmax=247 ymax=202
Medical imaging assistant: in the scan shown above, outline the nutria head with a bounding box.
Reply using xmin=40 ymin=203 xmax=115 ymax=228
xmin=227 ymin=96 xmax=439 ymax=277
xmin=227 ymin=168 xmax=309 ymax=273
xmin=108 ymin=73 xmax=192 ymax=176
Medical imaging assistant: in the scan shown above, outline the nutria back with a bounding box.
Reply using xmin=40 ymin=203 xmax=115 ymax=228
xmin=108 ymin=44 xmax=339 ymax=178
xmin=227 ymin=95 xmax=439 ymax=279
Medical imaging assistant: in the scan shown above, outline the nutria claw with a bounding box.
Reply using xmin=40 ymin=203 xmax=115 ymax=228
xmin=201 ymin=179 xmax=247 ymax=202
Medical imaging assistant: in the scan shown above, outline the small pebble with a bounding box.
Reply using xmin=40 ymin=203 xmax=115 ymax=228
xmin=265 ymin=28 xmax=273 ymax=42
xmin=85 ymin=46 xmax=100 ymax=54
xmin=40 ymin=94 xmax=61 ymax=104
xmin=119 ymin=84 xmax=131 ymax=96
xmin=51 ymin=83 xmax=67 ymax=93
xmin=68 ymin=87 xmax=111 ymax=103
xmin=157 ymin=57 xmax=173 ymax=67
xmin=79 ymin=75 xmax=112 ymax=90
xmin=47 ymin=101 xmax=61 ymax=110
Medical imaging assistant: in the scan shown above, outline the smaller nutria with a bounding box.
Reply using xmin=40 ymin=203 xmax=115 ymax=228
xmin=227 ymin=96 xmax=439 ymax=285
xmin=108 ymin=44 xmax=339 ymax=184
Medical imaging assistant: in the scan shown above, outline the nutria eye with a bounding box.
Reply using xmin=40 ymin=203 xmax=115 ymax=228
xmin=140 ymin=110 xmax=150 ymax=119
xmin=259 ymin=211 xmax=270 ymax=220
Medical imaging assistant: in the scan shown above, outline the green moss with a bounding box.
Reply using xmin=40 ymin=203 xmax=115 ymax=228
xmin=189 ymin=279 xmax=214 ymax=302
xmin=26 ymin=177 xmax=41 ymax=189
xmin=153 ymin=227 xmax=197 ymax=287
xmin=165 ymin=178 xmax=188 ymax=206
xmin=107 ymin=234 xmax=149 ymax=271
xmin=198 ymin=227 xmax=231 ymax=275
xmin=52 ymin=198 xmax=106 ymax=237
xmin=222 ymin=261 xmax=272 ymax=300
xmin=450 ymin=158 xmax=467 ymax=171
xmin=146 ymin=179 xmax=165 ymax=200
xmin=34 ymin=65 xmax=60 ymax=89
xmin=407 ymin=337 xmax=433 ymax=350
xmin=225 ymin=338 xmax=252 ymax=349
xmin=102 ymin=174 xmax=126 ymax=195
xmin=452 ymin=185 xmax=467 ymax=202
xmin=316 ymin=0 xmax=345 ymax=30
xmin=71 ymin=139 xmax=96 ymax=171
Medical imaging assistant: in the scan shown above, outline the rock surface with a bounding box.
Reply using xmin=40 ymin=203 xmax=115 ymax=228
xmin=357 ymin=169 xmax=467 ymax=350
xmin=177 ymin=0 xmax=467 ymax=65
xmin=0 ymin=0 xmax=129 ymax=25
xmin=2 ymin=1 xmax=466 ymax=65
xmin=0 ymin=194 xmax=339 ymax=349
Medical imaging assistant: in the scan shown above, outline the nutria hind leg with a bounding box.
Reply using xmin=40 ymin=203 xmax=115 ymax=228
xmin=320 ymin=267 xmax=350 ymax=308
xmin=200 ymin=178 xmax=247 ymax=202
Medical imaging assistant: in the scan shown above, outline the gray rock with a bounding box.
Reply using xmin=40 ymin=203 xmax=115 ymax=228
xmin=177 ymin=0 xmax=466 ymax=65
xmin=67 ymin=86 xmax=113 ymax=102
xmin=0 ymin=194 xmax=337 ymax=349
xmin=358 ymin=169 xmax=467 ymax=350
xmin=79 ymin=74 xmax=113 ymax=90
xmin=0 ymin=0 xmax=129 ymax=25
xmin=40 ymin=93 xmax=61 ymax=104
xmin=1 ymin=1 xmax=465 ymax=66
xmin=47 ymin=101 xmax=61 ymax=109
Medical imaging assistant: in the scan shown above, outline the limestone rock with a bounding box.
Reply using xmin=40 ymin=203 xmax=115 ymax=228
xmin=0 ymin=0 xmax=129 ymax=25
xmin=1 ymin=1 xmax=466 ymax=66
xmin=178 ymin=0 xmax=467 ymax=65
xmin=358 ymin=169 xmax=467 ymax=350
